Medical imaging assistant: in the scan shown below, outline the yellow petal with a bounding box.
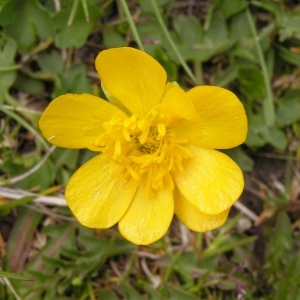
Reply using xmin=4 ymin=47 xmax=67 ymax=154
xmin=101 ymin=82 xmax=131 ymax=115
xmin=172 ymin=86 xmax=247 ymax=149
xmin=118 ymin=181 xmax=174 ymax=245
xmin=65 ymin=154 xmax=137 ymax=228
xmin=159 ymin=85 xmax=200 ymax=123
xmin=96 ymin=47 xmax=167 ymax=117
xmin=39 ymin=93 xmax=126 ymax=148
xmin=174 ymin=187 xmax=230 ymax=232
xmin=173 ymin=145 xmax=244 ymax=215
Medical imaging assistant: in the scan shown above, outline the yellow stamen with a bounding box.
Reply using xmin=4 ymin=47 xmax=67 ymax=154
xmin=157 ymin=123 xmax=166 ymax=137
xmin=95 ymin=110 xmax=192 ymax=193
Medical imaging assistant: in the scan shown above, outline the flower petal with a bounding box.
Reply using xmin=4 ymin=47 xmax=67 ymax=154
xmin=172 ymin=86 xmax=247 ymax=149
xmin=39 ymin=93 xmax=126 ymax=148
xmin=159 ymin=85 xmax=200 ymax=123
xmin=65 ymin=154 xmax=137 ymax=228
xmin=96 ymin=47 xmax=167 ymax=117
xmin=173 ymin=145 xmax=244 ymax=215
xmin=174 ymin=187 xmax=230 ymax=232
xmin=101 ymin=82 xmax=131 ymax=115
xmin=119 ymin=181 xmax=174 ymax=245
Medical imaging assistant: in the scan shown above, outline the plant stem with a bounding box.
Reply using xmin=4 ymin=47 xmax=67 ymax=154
xmin=118 ymin=0 xmax=144 ymax=51
xmin=0 ymin=106 xmax=49 ymax=150
xmin=193 ymin=60 xmax=203 ymax=85
xmin=81 ymin=0 xmax=90 ymax=23
xmin=9 ymin=146 xmax=56 ymax=184
xmin=149 ymin=0 xmax=198 ymax=84
xmin=246 ymin=8 xmax=275 ymax=127
xmin=67 ymin=0 xmax=79 ymax=26
xmin=0 ymin=65 xmax=21 ymax=72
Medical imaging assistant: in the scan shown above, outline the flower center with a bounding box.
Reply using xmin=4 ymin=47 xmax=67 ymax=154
xmin=92 ymin=111 xmax=192 ymax=193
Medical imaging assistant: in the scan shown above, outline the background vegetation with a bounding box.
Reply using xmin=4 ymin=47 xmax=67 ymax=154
xmin=0 ymin=0 xmax=300 ymax=299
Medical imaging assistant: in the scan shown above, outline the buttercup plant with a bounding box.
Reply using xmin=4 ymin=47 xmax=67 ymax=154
xmin=39 ymin=47 xmax=247 ymax=245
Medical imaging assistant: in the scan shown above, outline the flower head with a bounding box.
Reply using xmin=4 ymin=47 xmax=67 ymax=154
xmin=39 ymin=47 xmax=247 ymax=245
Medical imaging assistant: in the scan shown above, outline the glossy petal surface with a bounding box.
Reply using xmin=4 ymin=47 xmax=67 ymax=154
xmin=119 ymin=181 xmax=174 ymax=245
xmin=159 ymin=85 xmax=200 ymax=123
xmin=39 ymin=93 xmax=126 ymax=148
xmin=172 ymin=86 xmax=247 ymax=149
xmin=174 ymin=187 xmax=230 ymax=232
xmin=173 ymin=145 xmax=244 ymax=215
xmin=96 ymin=47 xmax=167 ymax=117
xmin=65 ymin=155 xmax=137 ymax=228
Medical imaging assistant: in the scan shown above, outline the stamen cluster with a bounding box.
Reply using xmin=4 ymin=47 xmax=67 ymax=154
xmin=94 ymin=111 xmax=192 ymax=192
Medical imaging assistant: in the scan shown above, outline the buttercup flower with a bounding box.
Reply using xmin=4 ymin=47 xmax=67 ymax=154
xmin=39 ymin=47 xmax=247 ymax=245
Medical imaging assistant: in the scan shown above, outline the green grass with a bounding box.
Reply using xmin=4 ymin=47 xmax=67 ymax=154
xmin=1 ymin=0 xmax=300 ymax=299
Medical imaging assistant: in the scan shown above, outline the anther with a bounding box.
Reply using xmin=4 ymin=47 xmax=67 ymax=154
xmin=157 ymin=123 xmax=166 ymax=137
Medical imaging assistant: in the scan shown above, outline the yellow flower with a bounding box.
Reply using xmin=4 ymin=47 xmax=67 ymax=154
xmin=39 ymin=47 xmax=247 ymax=245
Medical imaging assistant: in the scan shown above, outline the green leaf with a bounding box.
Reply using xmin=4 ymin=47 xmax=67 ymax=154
xmin=0 ymin=0 xmax=54 ymax=50
xmin=251 ymin=0 xmax=280 ymax=16
xmin=53 ymin=64 xmax=93 ymax=97
xmin=13 ymin=72 xmax=44 ymax=94
xmin=276 ymin=255 xmax=300 ymax=300
xmin=2 ymin=154 xmax=55 ymax=190
xmin=0 ymin=270 xmax=32 ymax=281
xmin=204 ymin=11 xmax=235 ymax=54
xmin=223 ymin=147 xmax=254 ymax=172
xmin=276 ymin=44 xmax=300 ymax=66
xmin=7 ymin=207 xmax=43 ymax=272
xmin=230 ymin=10 xmax=251 ymax=39
xmin=263 ymin=127 xmax=287 ymax=151
xmin=269 ymin=212 xmax=292 ymax=262
xmin=246 ymin=119 xmax=267 ymax=148
xmin=278 ymin=13 xmax=300 ymax=42
xmin=53 ymin=148 xmax=79 ymax=170
xmin=246 ymin=129 xmax=265 ymax=147
xmin=52 ymin=148 xmax=80 ymax=185
xmin=215 ymin=0 xmax=248 ymax=19
xmin=153 ymin=47 xmax=178 ymax=82
xmin=246 ymin=113 xmax=287 ymax=150
xmin=237 ymin=66 xmax=266 ymax=101
xmin=203 ymin=234 xmax=257 ymax=258
xmin=277 ymin=91 xmax=300 ymax=127
xmin=100 ymin=290 xmax=119 ymax=300
xmin=37 ymin=50 xmax=64 ymax=75
xmin=164 ymin=283 xmax=200 ymax=300
xmin=0 ymin=196 xmax=35 ymax=213
xmin=229 ymin=11 xmax=257 ymax=62
xmin=137 ymin=0 xmax=170 ymax=14
xmin=143 ymin=284 xmax=165 ymax=300
xmin=173 ymin=13 xmax=234 ymax=62
xmin=13 ymin=159 xmax=55 ymax=190
xmin=173 ymin=15 xmax=204 ymax=60
xmin=53 ymin=2 xmax=100 ymax=49
xmin=214 ymin=64 xmax=238 ymax=86
xmin=102 ymin=29 xmax=126 ymax=48
xmin=120 ymin=284 xmax=144 ymax=300
xmin=137 ymin=21 xmax=165 ymax=55
xmin=0 ymin=37 xmax=18 ymax=100
xmin=167 ymin=251 xmax=217 ymax=276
